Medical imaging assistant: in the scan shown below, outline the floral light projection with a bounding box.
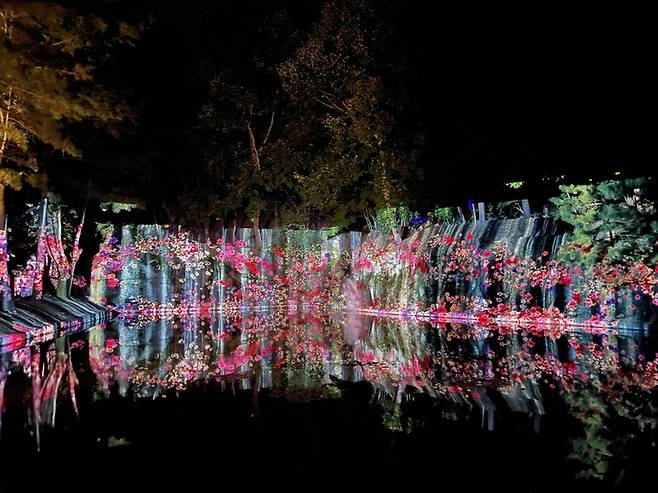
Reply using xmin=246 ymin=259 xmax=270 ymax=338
xmin=0 ymin=228 xmax=10 ymax=296
xmin=0 ymin=201 xmax=86 ymax=304
xmin=353 ymin=233 xmax=658 ymax=327
xmin=92 ymin=227 xmax=350 ymax=317
xmin=89 ymin=223 xmax=658 ymax=332
xmin=4 ymin=215 xmax=658 ymax=484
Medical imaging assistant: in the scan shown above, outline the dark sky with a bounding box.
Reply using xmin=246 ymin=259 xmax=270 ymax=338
xmin=46 ymin=0 xmax=655 ymax=211
xmin=402 ymin=5 xmax=654 ymax=188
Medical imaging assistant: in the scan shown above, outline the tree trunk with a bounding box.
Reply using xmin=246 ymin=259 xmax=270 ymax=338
xmin=57 ymin=278 xmax=70 ymax=300
xmin=252 ymin=214 xmax=262 ymax=254
xmin=246 ymin=123 xmax=261 ymax=172
xmin=0 ymin=87 xmax=13 ymax=227
xmin=0 ymin=368 xmax=6 ymax=436
xmin=33 ymin=198 xmax=48 ymax=299
xmin=251 ymin=361 xmax=261 ymax=419
xmin=378 ymin=149 xmax=392 ymax=208
xmin=0 ymin=183 xmax=5 ymax=228
xmin=0 ymin=212 xmax=14 ymax=312
xmin=246 ymin=120 xmax=264 ymax=254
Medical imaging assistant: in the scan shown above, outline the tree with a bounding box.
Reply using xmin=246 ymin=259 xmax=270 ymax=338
xmin=195 ymin=70 xmax=276 ymax=250
xmin=185 ymin=8 xmax=307 ymax=237
xmin=174 ymin=1 xmax=423 ymax=230
xmin=551 ymin=178 xmax=658 ymax=264
xmin=0 ymin=1 xmax=139 ymax=224
xmin=277 ymin=0 xmax=422 ymax=225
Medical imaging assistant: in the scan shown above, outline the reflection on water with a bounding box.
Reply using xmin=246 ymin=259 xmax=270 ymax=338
xmin=1 ymin=311 xmax=657 ymax=486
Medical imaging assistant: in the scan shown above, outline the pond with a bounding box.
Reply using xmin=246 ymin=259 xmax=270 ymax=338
xmin=1 ymin=312 xmax=657 ymax=490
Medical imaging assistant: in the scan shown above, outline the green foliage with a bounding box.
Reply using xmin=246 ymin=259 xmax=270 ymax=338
xmin=16 ymin=202 xmax=77 ymax=245
xmin=325 ymin=383 xmax=343 ymax=398
xmin=372 ymin=205 xmax=412 ymax=233
xmin=433 ymin=206 xmax=455 ymax=221
xmin=565 ymin=392 xmax=611 ymax=480
xmin=324 ymin=225 xmax=343 ymax=238
xmin=551 ymin=184 xmax=599 ymax=254
xmin=381 ymin=400 xmax=403 ymax=432
xmin=565 ymin=387 xmax=658 ymax=481
xmin=283 ymin=226 xmax=325 ymax=253
xmin=278 ymin=1 xmax=419 ymax=220
xmin=175 ymin=0 xmax=423 ymax=228
xmin=487 ymin=200 xmax=523 ymax=219
xmin=189 ymin=32 xmax=299 ymax=226
xmin=100 ymin=202 xmax=140 ymax=214
xmin=550 ymin=178 xmax=658 ymax=264
xmin=95 ymin=222 xmax=115 ymax=241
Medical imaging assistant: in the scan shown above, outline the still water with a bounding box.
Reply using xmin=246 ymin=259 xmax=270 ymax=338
xmin=1 ymin=311 xmax=657 ymax=490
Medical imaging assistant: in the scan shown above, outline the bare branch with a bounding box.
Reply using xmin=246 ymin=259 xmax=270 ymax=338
xmin=259 ymin=110 xmax=275 ymax=150
xmin=0 ymin=88 xmax=13 ymax=165
xmin=314 ymin=96 xmax=346 ymax=114
xmin=246 ymin=122 xmax=261 ymax=172
xmin=9 ymin=116 xmax=37 ymax=135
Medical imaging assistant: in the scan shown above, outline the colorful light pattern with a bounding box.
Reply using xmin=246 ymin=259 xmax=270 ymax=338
xmin=89 ymin=225 xmax=658 ymax=331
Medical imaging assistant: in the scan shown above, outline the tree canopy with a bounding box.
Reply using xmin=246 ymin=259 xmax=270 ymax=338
xmin=551 ymin=178 xmax=658 ymax=265
xmin=167 ymin=0 xmax=423 ymax=229
xmin=0 ymin=0 xmax=139 ymax=223
xmin=1 ymin=0 xmax=653 ymax=230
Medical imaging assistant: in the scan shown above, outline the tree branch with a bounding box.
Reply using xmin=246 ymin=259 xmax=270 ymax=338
xmin=246 ymin=122 xmax=261 ymax=172
xmin=8 ymin=116 xmax=36 ymax=135
xmin=259 ymin=110 xmax=275 ymax=150
xmin=314 ymin=96 xmax=347 ymax=114
xmin=0 ymin=88 xmax=13 ymax=165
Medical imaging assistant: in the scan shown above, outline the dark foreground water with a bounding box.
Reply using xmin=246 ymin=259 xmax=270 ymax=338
xmin=1 ymin=312 xmax=657 ymax=491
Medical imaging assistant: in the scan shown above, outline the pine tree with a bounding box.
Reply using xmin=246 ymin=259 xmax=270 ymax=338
xmin=551 ymin=178 xmax=658 ymax=264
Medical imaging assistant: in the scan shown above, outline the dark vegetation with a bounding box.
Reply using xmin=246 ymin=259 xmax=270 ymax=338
xmin=2 ymin=0 xmax=653 ymax=233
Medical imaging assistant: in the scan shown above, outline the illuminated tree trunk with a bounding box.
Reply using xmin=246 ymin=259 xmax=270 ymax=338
xmin=0 ymin=87 xmax=13 ymax=227
xmin=57 ymin=279 xmax=70 ymax=299
xmin=67 ymin=210 xmax=85 ymax=297
xmin=0 ymin=185 xmax=5 ymax=229
xmin=0 ymin=135 xmax=14 ymax=310
xmin=379 ymin=156 xmax=392 ymax=208
xmin=33 ymin=198 xmax=48 ymax=299
xmin=0 ymin=226 xmax=14 ymax=312
xmin=246 ymin=111 xmax=273 ymax=255
xmin=252 ymin=214 xmax=262 ymax=254
xmin=246 ymin=122 xmax=262 ymax=253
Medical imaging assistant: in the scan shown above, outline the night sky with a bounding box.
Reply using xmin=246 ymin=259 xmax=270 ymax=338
xmin=19 ymin=1 xmax=655 ymax=219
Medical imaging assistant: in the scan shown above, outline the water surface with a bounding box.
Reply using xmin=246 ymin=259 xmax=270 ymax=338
xmin=1 ymin=312 xmax=657 ymax=490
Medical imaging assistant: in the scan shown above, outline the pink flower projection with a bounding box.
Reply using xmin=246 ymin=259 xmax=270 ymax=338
xmin=88 ymin=228 xmax=658 ymax=333
xmin=74 ymin=312 xmax=658 ymax=410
